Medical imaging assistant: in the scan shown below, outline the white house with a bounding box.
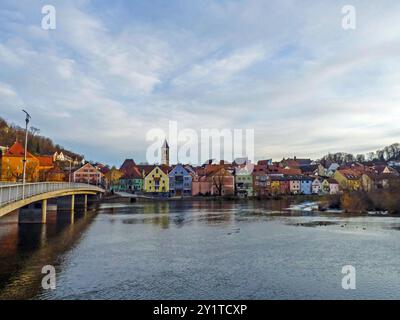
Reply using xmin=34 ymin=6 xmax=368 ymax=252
xmin=312 ymin=178 xmax=322 ymax=194
xmin=328 ymin=179 xmax=340 ymax=194
xmin=289 ymin=176 xmax=301 ymax=194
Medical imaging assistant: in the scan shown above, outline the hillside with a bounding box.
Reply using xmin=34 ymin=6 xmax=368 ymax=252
xmin=0 ymin=117 xmax=84 ymax=160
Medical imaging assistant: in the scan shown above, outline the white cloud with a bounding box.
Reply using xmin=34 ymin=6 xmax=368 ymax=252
xmin=0 ymin=82 xmax=17 ymax=97
xmin=172 ymin=45 xmax=266 ymax=89
xmin=1 ymin=0 xmax=400 ymax=164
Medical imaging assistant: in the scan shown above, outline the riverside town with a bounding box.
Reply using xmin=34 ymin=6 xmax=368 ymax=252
xmin=2 ymin=115 xmax=400 ymax=214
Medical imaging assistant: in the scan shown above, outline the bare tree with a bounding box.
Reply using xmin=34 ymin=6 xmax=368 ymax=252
xmin=211 ymin=169 xmax=229 ymax=196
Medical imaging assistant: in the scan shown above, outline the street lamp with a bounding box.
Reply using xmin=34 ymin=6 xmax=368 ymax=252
xmin=22 ymin=109 xmax=31 ymax=199
xmin=68 ymin=159 xmax=72 ymax=185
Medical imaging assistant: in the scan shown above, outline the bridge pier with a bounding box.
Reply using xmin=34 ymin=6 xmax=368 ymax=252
xmin=18 ymin=199 xmax=47 ymax=224
xmin=87 ymin=194 xmax=100 ymax=208
xmin=56 ymin=195 xmax=75 ymax=223
xmin=75 ymin=194 xmax=88 ymax=211
xmin=57 ymin=195 xmax=75 ymax=212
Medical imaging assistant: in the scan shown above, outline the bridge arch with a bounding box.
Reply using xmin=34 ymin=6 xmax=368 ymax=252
xmin=0 ymin=183 xmax=104 ymax=219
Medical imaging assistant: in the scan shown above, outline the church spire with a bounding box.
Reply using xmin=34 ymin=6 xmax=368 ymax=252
xmin=161 ymin=139 xmax=169 ymax=166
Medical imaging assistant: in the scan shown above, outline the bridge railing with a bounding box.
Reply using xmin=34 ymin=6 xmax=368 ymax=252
xmin=0 ymin=182 xmax=104 ymax=208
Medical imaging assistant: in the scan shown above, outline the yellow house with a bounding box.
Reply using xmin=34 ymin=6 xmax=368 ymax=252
xmin=270 ymin=177 xmax=281 ymax=194
xmin=143 ymin=166 xmax=169 ymax=194
xmin=333 ymin=170 xmax=361 ymax=191
xmin=0 ymin=141 xmax=39 ymax=182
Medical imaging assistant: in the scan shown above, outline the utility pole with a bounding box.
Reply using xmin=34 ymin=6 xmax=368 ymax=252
xmin=69 ymin=159 xmax=72 ymax=185
xmin=22 ymin=109 xmax=31 ymax=199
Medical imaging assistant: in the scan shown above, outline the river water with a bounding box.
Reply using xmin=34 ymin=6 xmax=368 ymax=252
xmin=1 ymin=200 xmax=400 ymax=300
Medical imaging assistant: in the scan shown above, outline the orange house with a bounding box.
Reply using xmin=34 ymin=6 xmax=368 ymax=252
xmin=37 ymin=155 xmax=55 ymax=181
xmin=45 ymin=166 xmax=67 ymax=182
xmin=0 ymin=141 xmax=39 ymax=182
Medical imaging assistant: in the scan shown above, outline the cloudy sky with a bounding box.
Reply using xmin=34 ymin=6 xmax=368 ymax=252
xmin=1 ymin=0 xmax=400 ymax=165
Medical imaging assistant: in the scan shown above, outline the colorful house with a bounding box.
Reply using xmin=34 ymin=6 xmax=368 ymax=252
xmin=119 ymin=166 xmax=143 ymax=192
xmin=328 ymin=178 xmax=340 ymax=194
xmin=143 ymin=166 xmax=169 ymax=195
xmin=289 ymin=176 xmax=302 ymax=194
xmin=192 ymin=174 xmax=211 ymax=196
xmin=234 ymin=165 xmax=254 ymax=197
xmin=252 ymin=171 xmax=269 ymax=197
xmin=169 ymin=164 xmax=192 ymax=197
xmin=326 ymin=163 xmax=340 ymax=176
xmin=209 ymin=168 xmax=235 ymax=196
xmin=73 ymin=163 xmax=104 ymax=185
xmin=0 ymin=141 xmax=39 ymax=182
xmin=118 ymin=159 xmax=144 ymax=192
xmin=44 ymin=166 xmax=66 ymax=182
xmin=333 ymin=170 xmax=362 ymax=191
xmin=312 ymin=178 xmax=322 ymax=194
xmin=37 ymin=155 xmax=55 ymax=181
xmin=321 ymin=179 xmax=330 ymax=194
xmin=270 ymin=176 xmax=281 ymax=195
xmin=279 ymin=177 xmax=291 ymax=194
xmin=300 ymin=177 xmax=313 ymax=195
xmin=192 ymin=165 xmax=235 ymax=197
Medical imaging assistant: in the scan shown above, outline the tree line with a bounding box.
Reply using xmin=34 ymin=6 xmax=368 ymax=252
xmin=320 ymin=143 xmax=400 ymax=165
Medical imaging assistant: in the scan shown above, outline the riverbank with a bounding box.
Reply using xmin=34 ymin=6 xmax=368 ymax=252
xmin=101 ymin=192 xmax=400 ymax=216
xmin=102 ymin=193 xmax=323 ymax=203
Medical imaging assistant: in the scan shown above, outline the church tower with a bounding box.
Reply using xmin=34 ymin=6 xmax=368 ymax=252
xmin=161 ymin=139 xmax=169 ymax=166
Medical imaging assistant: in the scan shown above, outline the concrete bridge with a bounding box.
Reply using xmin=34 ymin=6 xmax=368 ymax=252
xmin=0 ymin=182 xmax=105 ymax=223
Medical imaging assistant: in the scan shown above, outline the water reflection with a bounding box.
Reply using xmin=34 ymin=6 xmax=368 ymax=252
xmin=0 ymin=209 xmax=96 ymax=300
xmin=2 ymin=200 xmax=400 ymax=300
xmin=110 ymin=199 xmax=295 ymax=230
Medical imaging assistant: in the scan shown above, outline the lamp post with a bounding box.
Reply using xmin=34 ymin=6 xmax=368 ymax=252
xmin=22 ymin=110 xmax=31 ymax=199
xmin=69 ymin=159 xmax=72 ymax=185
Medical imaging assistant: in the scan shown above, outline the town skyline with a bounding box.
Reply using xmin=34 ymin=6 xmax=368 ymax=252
xmin=1 ymin=115 xmax=399 ymax=167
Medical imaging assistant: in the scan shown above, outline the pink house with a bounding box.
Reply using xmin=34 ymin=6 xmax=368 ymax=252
xmin=192 ymin=175 xmax=212 ymax=196
xmin=192 ymin=167 xmax=235 ymax=196
xmin=73 ymin=163 xmax=104 ymax=185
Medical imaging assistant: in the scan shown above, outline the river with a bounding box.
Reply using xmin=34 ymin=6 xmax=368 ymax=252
xmin=1 ymin=200 xmax=400 ymax=300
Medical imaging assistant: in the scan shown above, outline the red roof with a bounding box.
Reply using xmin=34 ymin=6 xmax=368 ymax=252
xmin=279 ymin=168 xmax=302 ymax=175
xmin=48 ymin=166 xmax=65 ymax=175
xmin=5 ymin=141 xmax=34 ymax=158
xmin=120 ymin=159 xmax=137 ymax=173
xmin=121 ymin=166 xmax=142 ymax=179
xmin=37 ymin=155 xmax=54 ymax=167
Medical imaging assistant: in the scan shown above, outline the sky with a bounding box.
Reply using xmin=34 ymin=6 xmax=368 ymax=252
xmin=1 ymin=0 xmax=400 ymax=166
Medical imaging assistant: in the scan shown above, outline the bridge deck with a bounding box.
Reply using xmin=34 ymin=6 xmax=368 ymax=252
xmin=0 ymin=182 xmax=104 ymax=217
